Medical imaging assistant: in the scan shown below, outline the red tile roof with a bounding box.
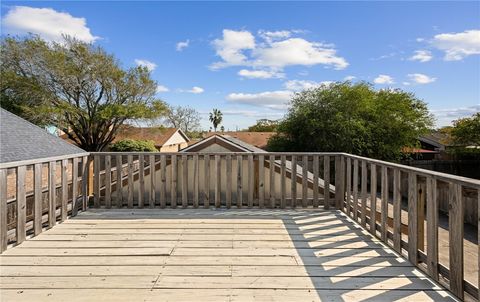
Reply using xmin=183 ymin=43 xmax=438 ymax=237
xmin=204 ymin=132 xmax=275 ymax=150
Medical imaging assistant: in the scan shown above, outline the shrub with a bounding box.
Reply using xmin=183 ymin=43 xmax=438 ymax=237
xmin=110 ymin=139 xmax=157 ymax=152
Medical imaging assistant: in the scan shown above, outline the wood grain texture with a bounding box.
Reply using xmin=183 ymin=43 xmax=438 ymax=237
xmin=323 ymin=156 xmax=330 ymax=210
xmin=16 ymin=166 xmax=27 ymax=244
xmin=48 ymin=161 xmax=56 ymax=228
xmin=0 ymin=169 xmax=6 ymax=252
xmin=408 ymin=173 xmax=418 ymax=264
xmin=448 ymin=182 xmax=464 ymax=299
xmin=393 ymin=169 xmax=401 ymax=252
xmin=360 ymin=161 xmax=367 ymax=226
xmin=105 ymin=156 xmax=111 ymax=209
xmin=61 ymin=159 xmax=68 ymax=220
xmin=426 ymin=177 xmax=438 ymax=280
xmin=116 ymin=155 xmax=123 ymax=208
xmin=34 ymin=163 xmax=43 ymax=234
xmin=369 ymin=164 xmax=377 ymax=235
xmin=0 ymin=208 xmax=458 ymax=302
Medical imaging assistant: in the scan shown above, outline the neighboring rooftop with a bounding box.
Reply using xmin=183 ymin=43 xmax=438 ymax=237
xmin=113 ymin=126 xmax=189 ymax=148
xmin=204 ymin=131 xmax=275 ymax=150
xmin=0 ymin=108 xmax=85 ymax=164
xmin=182 ymin=134 xmax=267 ymax=153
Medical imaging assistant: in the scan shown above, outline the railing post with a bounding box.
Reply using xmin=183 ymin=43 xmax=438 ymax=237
xmin=417 ymin=178 xmax=426 ymax=252
xmin=335 ymin=155 xmax=345 ymax=210
xmin=449 ymin=183 xmax=464 ymax=299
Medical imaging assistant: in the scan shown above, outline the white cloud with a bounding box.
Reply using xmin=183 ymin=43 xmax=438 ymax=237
xmin=407 ymin=73 xmax=437 ymax=84
xmin=211 ymin=29 xmax=256 ymax=69
xmin=344 ymin=75 xmax=356 ymax=81
xmin=408 ymin=50 xmax=433 ymax=62
xmin=283 ymin=80 xmax=332 ymax=91
xmin=226 ymin=90 xmax=292 ymax=110
xmin=2 ymin=6 xmax=99 ymax=43
xmin=373 ymin=74 xmax=394 ymax=84
xmin=176 ymin=39 xmax=189 ymax=51
xmin=238 ymin=69 xmax=284 ymax=79
xmin=211 ymin=29 xmax=348 ymax=71
xmin=156 ymin=85 xmax=169 ymax=93
xmin=186 ymin=86 xmax=204 ymax=94
xmin=253 ymin=38 xmax=348 ymax=70
xmin=431 ymin=104 xmax=480 ymax=126
xmin=402 ymin=82 xmax=411 ymax=86
xmin=431 ymin=29 xmax=480 ymax=61
xmin=134 ymin=59 xmax=157 ymax=71
xmin=258 ymin=30 xmax=291 ymax=42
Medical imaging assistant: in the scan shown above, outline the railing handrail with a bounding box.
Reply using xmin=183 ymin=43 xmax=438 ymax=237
xmin=342 ymin=153 xmax=480 ymax=188
xmin=0 ymin=152 xmax=90 ymax=169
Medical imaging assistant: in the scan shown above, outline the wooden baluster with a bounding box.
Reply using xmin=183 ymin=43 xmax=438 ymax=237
xmin=0 ymin=169 xmax=7 ymax=252
xmin=34 ymin=163 xmax=43 ymax=233
xmin=225 ymin=154 xmax=232 ymax=208
xmin=171 ymin=154 xmax=177 ymax=208
xmin=291 ymin=155 xmax=297 ymax=208
xmin=324 ymin=156 xmax=330 ymax=210
xmin=81 ymin=156 xmax=88 ymax=211
xmin=426 ymin=177 xmax=438 ymax=280
xmin=183 ymin=155 xmax=189 ymax=208
xmin=204 ymin=154 xmax=210 ymax=208
xmin=93 ymin=155 xmax=100 ymax=208
xmin=408 ymin=172 xmax=418 ymax=264
xmin=302 ymin=155 xmax=308 ymax=208
xmin=280 ymin=155 xmax=286 ymax=209
xmin=138 ymin=154 xmax=145 ymax=208
xmin=361 ymin=161 xmax=367 ymax=226
xmin=313 ymin=155 xmax=319 ymax=208
xmin=352 ymin=159 xmax=358 ymax=218
xmin=150 ymin=155 xmax=156 ymax=208
xmin=370 ymin=164 xmax=377 ymax=235
xmin=449 ymin=183 xmax=464 ymax=299
xmin=393 ymin=169 xmax=402 ymax=252
xmin=72 ymin=158 xmax=79 ymax=216
xmin=105 ymin=155 xmax=111 ymax=209
xmin=193 ymin=154 xmax=199 ymax=208
xmin=16 ymin=165 xmax=26 ymax=244
xmin=335 ymin=156 xmax=345 ymax=210
xmin=160 ymin=155 xmax=166 ymax=208
xmin=248 ymin=155 xmax=254 ymax=208
xmin=417 ymin=179 xmax=426 ymax=252
xmin=48 ymin=161 xmax=56 ymax=227
xmin=346 ymin=158 xmax=352 ymax=217
xmin=269 ymin=155 xmax=275 ymax=208
xmin=215 ymin=155 xmax=221 ymax=208
xmin=258 ymin=155 xmax=265 ymax=208
xmin=127 ymin=155 xmax=134 ymax=208
xmin=236 ymin=155 xmax=242 ymax=208
xmin=116 ymin=155 xmax=123 ymax=208
xmin=61 ymin=159 xmax=68 ymax=220
xmin=381 ymin=166 xmax=388 ymax=242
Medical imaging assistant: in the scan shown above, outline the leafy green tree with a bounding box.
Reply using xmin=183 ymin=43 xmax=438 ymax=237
xmin=247 ymin=119 xmax=279 ymax=132
xmin=110 ymin=139 xmax=157 ymax=152
xmin=209 ymin=108 xmax=223 ymax=132
xmin=267 ymin=82 xmax=433 ymax=160
xmin=450 ymin=112 xmax=480 ymax=146
xmin=0 ymin=35 xmax=167 ymax=151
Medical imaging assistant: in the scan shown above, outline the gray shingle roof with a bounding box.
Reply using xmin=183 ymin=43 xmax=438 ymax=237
xmin=0 ymin=108 xmax=86 ymax=164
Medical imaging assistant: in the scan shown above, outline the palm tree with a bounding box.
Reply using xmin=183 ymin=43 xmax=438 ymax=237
xmin=209 ymin=109 xmax=223 ymax=132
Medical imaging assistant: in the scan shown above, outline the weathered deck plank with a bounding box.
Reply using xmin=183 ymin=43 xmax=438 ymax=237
xmin=0 ymin=209 xmax=458 ymax=302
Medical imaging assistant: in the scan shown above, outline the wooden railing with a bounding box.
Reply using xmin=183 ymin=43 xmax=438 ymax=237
xmin=89 ymin=152 xmax=344 ymax=209
xmin=1 ymin=151 xmax=479 ymax=301
xmin=340 ymin=153 xmax=480 ymax=301
xmin=0 ymin=153 xmax=89 ymax=253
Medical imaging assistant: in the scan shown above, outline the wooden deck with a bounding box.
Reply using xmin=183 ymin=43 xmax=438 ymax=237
xmin=0 ymin=209 xmax=458 ymax=301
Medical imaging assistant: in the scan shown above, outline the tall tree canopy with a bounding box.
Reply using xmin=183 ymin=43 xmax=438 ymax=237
xmin=247 ymin=119 xmax=279 ymax=132
xmin=267 ymin=82 xmax=434 ymax=160
xmin=450 ymin=112 xmax=480 ymax=146
xmin=0 ymin=35 xmax=167 ymax=151
xmin=164 ymin=105 xmax=201 ymax=134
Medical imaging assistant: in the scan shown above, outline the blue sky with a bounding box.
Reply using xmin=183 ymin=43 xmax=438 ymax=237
xmin=1 ymin=1 xmax=479 ymax=130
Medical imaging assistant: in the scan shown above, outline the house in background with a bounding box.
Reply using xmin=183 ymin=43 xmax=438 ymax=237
xmin=203 ymin=132 xmax=275 ymax=150
xmin=110 ymin=126 xmax=190 ymax=152
xmin=181 ymin=134 xmax=333 ymax=204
